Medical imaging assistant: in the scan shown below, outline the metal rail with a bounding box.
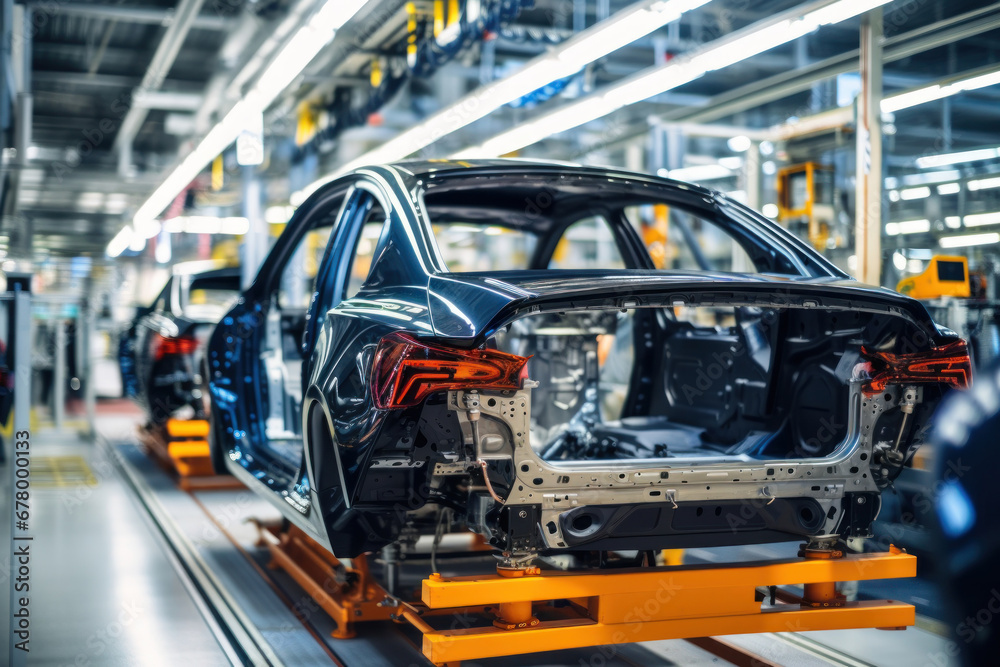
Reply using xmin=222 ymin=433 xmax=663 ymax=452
xmin=770 ymin=632 xmax=881 ymax=667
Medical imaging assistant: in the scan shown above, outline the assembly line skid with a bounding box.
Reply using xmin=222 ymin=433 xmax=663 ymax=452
xmin=257 ymin=518 xmax=916 ymax=667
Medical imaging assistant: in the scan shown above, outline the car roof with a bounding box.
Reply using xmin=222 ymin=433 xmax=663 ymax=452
xmin=387 ymin=158 xmax=716 ymax=198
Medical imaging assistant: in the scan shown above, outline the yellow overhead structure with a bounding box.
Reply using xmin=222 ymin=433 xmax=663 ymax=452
xmin=211 ymin=155 xmax=224 ymax=191
xmin=407 ymin=2 xmax=419 ymax=67
xmin=433 ymin=0 xmax=444 ymax=35
xmin=295 ymin=105 xmax=318 ymax=146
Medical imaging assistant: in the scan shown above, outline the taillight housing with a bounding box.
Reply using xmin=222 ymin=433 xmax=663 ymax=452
xmin=371 ymin=332 xmax=530 ymax=409
xmin=858 ymin=339 xmax=972 ymax=396
xmin=154 ymin=334 xmax=199 ymax=361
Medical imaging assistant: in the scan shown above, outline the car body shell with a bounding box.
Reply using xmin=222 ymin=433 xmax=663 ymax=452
xmin=205 ymin=160 xmax=958 ymax=558
xmin=122 ymin=267 xmax=241 ymax=425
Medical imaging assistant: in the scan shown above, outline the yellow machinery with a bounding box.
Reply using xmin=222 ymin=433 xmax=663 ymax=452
xmin=256 ymin=516 xmax=917 ymax=666
xmin=777 ymin=162 xmax=836 ymax=250
xmin=137 ymin=419 xmax=242 ymax=491
xmin=896 ymin=255 xmax=971 ymax=300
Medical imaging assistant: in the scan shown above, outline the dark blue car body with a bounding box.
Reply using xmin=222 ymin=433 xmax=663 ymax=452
xmin=205 ymin=160 xmax=963 ymax=562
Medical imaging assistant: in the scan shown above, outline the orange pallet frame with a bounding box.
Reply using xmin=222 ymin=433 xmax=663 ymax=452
xmin=138 ymin=419 xmax=242 ymax=491
xmin=253 ymin=521 xmax=399 ymax=639
xmin=255 ymin=517 xmax=916 ymax=667
xmin=415 ymin=546 xmax=916 ymax=665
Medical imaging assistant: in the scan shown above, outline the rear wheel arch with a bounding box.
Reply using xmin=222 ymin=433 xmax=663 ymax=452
xmin=203 ymin=355 xmax=231 ymax=476
xmin=302 ymin=390 xmax=342 ymax=494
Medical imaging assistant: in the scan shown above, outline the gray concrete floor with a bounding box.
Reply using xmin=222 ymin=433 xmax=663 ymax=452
xmin=1 ymin=424 xmax=229 ymax=666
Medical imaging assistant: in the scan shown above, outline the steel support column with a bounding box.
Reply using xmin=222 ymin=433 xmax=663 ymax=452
xmin=855 ymin=9 xmax=883 ymax=286
xmin=735 ymin=142 xmax=761 ymax=273
xmin=241 ymin=166 xmax=267 ymax=289
xmin=84 ymin=302 xmax=97 ymax=438
xmin=53 ymin=318 xmax=66 ymax=429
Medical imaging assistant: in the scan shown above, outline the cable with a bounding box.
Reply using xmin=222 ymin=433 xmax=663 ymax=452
xmin=478 ymin=459 xmax=507 ymax=504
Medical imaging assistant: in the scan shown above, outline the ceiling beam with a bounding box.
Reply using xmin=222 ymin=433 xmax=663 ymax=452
xmin=26 ymin=3 xmax=234 ymax=31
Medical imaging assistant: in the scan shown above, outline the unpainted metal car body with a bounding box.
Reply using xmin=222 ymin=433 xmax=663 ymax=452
xmin=205 ymin=160 xmax=971 ymax=568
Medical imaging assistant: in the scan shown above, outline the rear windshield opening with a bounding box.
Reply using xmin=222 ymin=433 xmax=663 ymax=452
xmin=490 ymin=305 xmax=882 ymax=463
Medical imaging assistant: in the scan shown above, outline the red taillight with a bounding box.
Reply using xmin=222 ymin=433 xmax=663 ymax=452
xmin=859 ymin=339 xmax=972 ymax=396
xmin=371 ymin=332 xmax=530 ymax=409
xmin=154 ymin=334 xmax=199 ymax=361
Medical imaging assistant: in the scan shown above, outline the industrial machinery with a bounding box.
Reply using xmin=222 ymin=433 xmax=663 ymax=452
xmin=777 ymin=162 xmax=837 ymax=251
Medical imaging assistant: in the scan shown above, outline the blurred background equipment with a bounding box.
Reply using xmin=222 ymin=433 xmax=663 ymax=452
xmin=929 ymin=362 xmax=1000 ymax=667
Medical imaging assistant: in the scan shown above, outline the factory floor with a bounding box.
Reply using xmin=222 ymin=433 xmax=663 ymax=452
xmin=0 ymin=413 xmax=228 ymax=665
xmin=0 ymin=405 xmax=961 ymax=666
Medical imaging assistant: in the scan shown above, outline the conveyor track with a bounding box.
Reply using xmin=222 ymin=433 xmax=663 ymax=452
xmin=97 ymin=435 xmax=291 ymax=666
xmin=101 ymin=432 xmax=916 ymax=667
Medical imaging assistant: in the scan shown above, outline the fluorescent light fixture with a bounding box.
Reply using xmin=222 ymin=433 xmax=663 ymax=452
xmin=718 ymin=156 xmax=743 ymax=169
xmin=128 ymin=232 xmax=146 ymax=253
xmin=294 ymin=0 xmax=710 ymax=200
xmin=665 ymin=164 xmax=733 ymax=182
xmin=457 ymin=0 xmax=892 ymax=158
xmin=945 ymin=216 xmax=962 ymax=229
xmin=162 ymin=216 xmax=251 ymax=234
xmin=899 ymin=186 xmax=930 ymax=200
xmin=916 ymin=147 xmax=1000 ymax=169
xmin=968 ymin=176 xmax=1000 ymax=191
xmin=126 ymin=0 xmax=368 ymax=242
xmin=940 ymin=232 xmax=1000 ymax=248
xmin=881 ymin=66 xmax=1000 ymax=114
xmin=107 ymin=226 xmax=134 ymax=258
xmin=155 ymin=233 xmax=172 ymax=264
xmin=963 ymin=211 xmax=1000 ymax=228
xmin=885 ymin=219 xmax=930 ymax=236
xmin=937 ymin=182 xmax=961 ymax=195
xmin=727 ymin=135 xmax=751 ymax=152
xmin=892 ymin=251 xmax=906 ymax=271
xmin=134 ymin=218 xmax=161 ymax=240
xmin=888 ymin=190 xmax=900 ymax=202
xmin=265 ymin=205 xmax=297 ymax=224
xmin=887 ymin=170 xmax=961 ymax=188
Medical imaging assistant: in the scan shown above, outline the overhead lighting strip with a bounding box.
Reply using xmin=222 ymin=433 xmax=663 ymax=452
xmin=940 ymin=232 xmax=1000 ymax=248
xmin=916 ymin=146 xmax=1000 ymax=169
xmin=881 ymin=65 xmax=1000 ymax=114
xmin=455 ymin=0 xmax=892 ymax=159
xmin=112 ymin=0 xmax=369 ymax=256
xmin=294 ymin=0 xmax=713 ymax=202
